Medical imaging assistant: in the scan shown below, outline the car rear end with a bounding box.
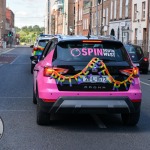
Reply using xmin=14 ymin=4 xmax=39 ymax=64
xmin=125 ymin=44 xmax=149 ymax=74
xmin=36 ymin=39 xmax=142 ymax=125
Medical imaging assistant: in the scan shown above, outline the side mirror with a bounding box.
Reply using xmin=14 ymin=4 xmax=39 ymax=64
xmin=30 ymin=45 xmax=34 ymax=48
xmin=30 ymin=56 xmax=38 ymax=63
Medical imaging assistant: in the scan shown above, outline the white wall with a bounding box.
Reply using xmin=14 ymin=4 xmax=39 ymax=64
xmin=131 ymin=0 xmax=148 ymax=41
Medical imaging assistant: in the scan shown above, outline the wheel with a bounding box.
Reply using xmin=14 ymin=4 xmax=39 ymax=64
xmin=33 ymin=87 xmax=37 ymax=104
xmin=37 ymin=103 xmax=51 ymax=125
xmin=121 ymin=111 xmax=140 ymax=126
xmin=142 ymin=69 xmax=148 ymax=74
xmin=31 ymin=63 xmax=35 ymax=74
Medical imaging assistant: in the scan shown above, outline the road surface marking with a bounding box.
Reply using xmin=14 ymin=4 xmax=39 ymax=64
xmin=0 ymin=97 xmax=32 ymax=99
xmin=140 ymin=81 xmax=150 ymax=86
xmin=0 ymin=110 xmax=34 ymax=112
xmin=91 ymin=115 xmax=107 ymax=129
xmin=1 ymin=48 xmax=15 ymax=54
xmin=10 ymin=55 xmax=20 ymax=64
xmin=0 ymin=117 xmax=4 ymax=139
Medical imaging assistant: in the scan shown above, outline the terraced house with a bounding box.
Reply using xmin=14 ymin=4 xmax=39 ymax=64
xmin=45 ymin=0 xmax=150 ymax=57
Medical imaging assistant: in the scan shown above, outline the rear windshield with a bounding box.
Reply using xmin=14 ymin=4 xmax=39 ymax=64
xmin=38 ymin=39 xmax=49 ymax=47
xmin=54 ymin=41 xmax=128 ymax=62
xmin=125 ymin=45 xmax=143 ymax=61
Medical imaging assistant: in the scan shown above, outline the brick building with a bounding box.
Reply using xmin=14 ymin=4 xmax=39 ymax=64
xmin=51 ymin=0 xmax=75 ymax=35
xmin=0 ymin=0 xmax=6 ymax=39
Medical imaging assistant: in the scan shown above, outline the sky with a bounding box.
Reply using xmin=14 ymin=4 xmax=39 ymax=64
xmin=6 ymin=0 xmax=46 ymax=28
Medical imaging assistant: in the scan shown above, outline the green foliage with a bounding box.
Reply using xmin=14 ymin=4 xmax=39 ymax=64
xmin=15 ymin=25 xmax=45 ymax=44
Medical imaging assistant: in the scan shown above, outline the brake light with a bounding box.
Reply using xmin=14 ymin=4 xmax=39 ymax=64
xmin=120 ymin=67 xmax=139 ymax=77
xmin=42 ymin=99 xmax=56 ymax=102
xmin=43 ymin=67 xmax=69 ymax=77
xmin=131 ymin=99 xmax=141 ymax=102
xmin=143 ymin=57 xmax=148 ymax=61
xmin=82 ymin=40 xmax=102 ymax=43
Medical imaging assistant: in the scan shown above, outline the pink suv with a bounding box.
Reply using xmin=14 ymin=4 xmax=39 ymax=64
xmin=32 ymin=35 xmax=142 ymax=126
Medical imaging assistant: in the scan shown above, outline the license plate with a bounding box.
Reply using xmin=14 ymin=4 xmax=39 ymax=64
xmin=133 ymin=63 xmax=139 ymax=67
xmin=82 ymin=75 xmax=108 ymax=83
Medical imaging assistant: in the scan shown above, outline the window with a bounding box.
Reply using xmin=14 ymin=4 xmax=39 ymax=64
xmin=134 ymin=4 xmax=137 ymax=21
xmin=142 ymin=2 xmax=146 ymax=20
xmin=111 ymin=0 xmax=113 ymax=19
xmin=99 ymin=10 xmax=101 ymax=27
xmin=103 ymin=9 xmax=106 ymax=26
xmin=114 ymin=0 xmax=117 ymax=19
xmin=135 ymin=28 xmax=138 ymax=44
xmin=120 ymin=0 xmax=122 ymax=18
xmin=124 ymin=45 xmax=144 ymax=61
xmin=106 ymin=8 xmax=108 ymax=25
xmin=125 ymin=0 xmax=129 ymax=17
xmin=54 ymin=41 xmax=127 ymax=62
xmin=38 ymin=39 xmax=50 ymax=47
xmin=86 ymin=19 xmax=89 ymax=29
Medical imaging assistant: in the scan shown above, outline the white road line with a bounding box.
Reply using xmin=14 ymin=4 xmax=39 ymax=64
xmin=2 ymin=48 xmax=15 ymax=54
xmin=10 ymin=55 xmax=20 ymax=64
xmin=0 ymin=110 xmax=34 ymax=112
xmin=0 ymin=117 xmax=4 ymax=139
xmin=91 ymin=115 xmax=107 ymax=129
xmin=0 ymin=97 xmax=32 ymax=99
xmin=140 ymin=81 xmax=150 ymax=86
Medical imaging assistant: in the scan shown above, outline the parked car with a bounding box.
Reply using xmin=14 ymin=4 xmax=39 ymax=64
xmin=124 ymin=44 xmax=149 ymax=74
xmin=30 ymin=36 xmax=53 ymax=73
xmin=32 ymin=35 xmax=142 ymax=126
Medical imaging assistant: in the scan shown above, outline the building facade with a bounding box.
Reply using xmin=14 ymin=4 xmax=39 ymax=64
xmin=51 ymin=0 xmax=75 ymax=35
xmin=108 ymin=0 xmax=132 ymax=43
xmin=132 ymin=0 xmax=149 ymax=55
xmin=0 ymin=0 xmax=6 ymax=40
xmin=45 ymin=0 xmax=56 ymax=34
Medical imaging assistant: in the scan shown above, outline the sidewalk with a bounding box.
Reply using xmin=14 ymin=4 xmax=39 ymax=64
xmin=0 ymin=47 xmax=14 ymax=55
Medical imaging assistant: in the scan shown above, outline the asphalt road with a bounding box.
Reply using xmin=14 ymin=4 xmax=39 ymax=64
xmin=0 ymin=47 xmax=150 ymax=150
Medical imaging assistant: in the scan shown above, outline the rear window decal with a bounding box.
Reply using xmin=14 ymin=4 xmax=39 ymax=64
xmin=70 ymin=48 xmax=115 ymax=57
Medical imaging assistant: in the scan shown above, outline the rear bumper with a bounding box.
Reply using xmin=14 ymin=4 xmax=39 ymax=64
xmin=38 ymin=96 xmax=141 ymax=114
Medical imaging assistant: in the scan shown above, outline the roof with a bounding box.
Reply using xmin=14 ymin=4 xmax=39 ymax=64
xmin=52 ymin=35 xmax=122 ymax=44
xmin=53 ymin=35 xmax=98 ymax=42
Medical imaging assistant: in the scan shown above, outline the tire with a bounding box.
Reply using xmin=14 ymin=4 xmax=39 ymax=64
xmin=142 ymin=69 xmax=148 ymax=74
xmin=121 ymin=111 xmax=140 ymax=126
xmin=37 ymin=102 xmax=51 ymax=125
xmin=31 ymin=63 xmax=35 ymax=74
xmin=33 ymin=87 xmax=37 ymax=104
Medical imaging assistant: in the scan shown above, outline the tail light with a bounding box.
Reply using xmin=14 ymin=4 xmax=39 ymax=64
xmin=143 ymin=57 xmax=148 ymax=62
xmin=42 ymin=99 xmax=56 ymax=102
xmin=120 ymin=67 xmax=139 ymax=78
xmin=43 ymin=67 xmax=69 ymax=77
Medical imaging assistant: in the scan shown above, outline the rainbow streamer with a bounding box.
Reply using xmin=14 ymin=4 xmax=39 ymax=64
xmin=47 ymin=57 xmax=138 ymax=91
